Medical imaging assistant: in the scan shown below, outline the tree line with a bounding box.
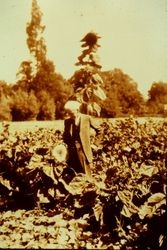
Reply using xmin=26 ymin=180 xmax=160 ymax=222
xmin=0 ymin=0 xmax=167 ymax=121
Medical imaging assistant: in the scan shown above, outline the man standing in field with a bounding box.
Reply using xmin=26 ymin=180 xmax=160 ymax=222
xmin=63 ymin=100 xmax=98 ymax=178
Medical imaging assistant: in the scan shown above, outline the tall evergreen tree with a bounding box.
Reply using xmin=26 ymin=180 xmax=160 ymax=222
xmin=15 ymin=0 xmax=71 ymax=120
xmin=14 ymin=61 xmax=33 ymax=92
xmin=26 ymin=0 xmax=46 ymax=69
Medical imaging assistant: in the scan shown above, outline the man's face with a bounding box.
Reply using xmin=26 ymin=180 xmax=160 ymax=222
xmin=66 ymin=108 xmax=79 ymax=118
xmin=70 ymin=108 xmax=79 ymax=118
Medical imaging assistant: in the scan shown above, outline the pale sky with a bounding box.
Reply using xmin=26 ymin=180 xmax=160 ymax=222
xmin=0 ymin=0 xmax=167 ymax=98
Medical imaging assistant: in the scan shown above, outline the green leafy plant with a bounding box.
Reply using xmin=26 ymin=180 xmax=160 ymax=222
xmin=0 ymin=118 xmax=166 ymax=248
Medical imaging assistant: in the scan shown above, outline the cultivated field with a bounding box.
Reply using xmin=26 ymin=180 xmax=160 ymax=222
xmin=0 ymin=117 xmax=165 ymax=133
xmin=0 ymin=116 xmax=166 ymax=249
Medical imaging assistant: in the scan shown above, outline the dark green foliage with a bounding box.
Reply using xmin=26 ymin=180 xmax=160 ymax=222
xmin=100 ymin=69 xmax=146 ymax=117
xmin=0 ymin=81 xmax=12 ymax=121
xmin=0 ymin=118 xmax=166 ymax=248
xmin=75 ymin=32 xmax=102 ymax=69
xmin=14 ymin=61 xmax=34 ymax=92
xmin=11 ymin=89 xmax=39 ymax=121
xmin=36 ymin=90 xmax=55 ymax=120
xmin=147 ymin=81 xmax=167 ymax=115
xmin=26 ymin=0 xmax=46 ymax=64
xmin=12 ymin=0 xmax=71 ymax=120
xmin=70 ymin=32 xmax=106 ymax=116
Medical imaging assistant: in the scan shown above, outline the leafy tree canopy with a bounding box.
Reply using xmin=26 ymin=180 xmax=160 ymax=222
xmin=147 ymin=81 xmax=167 ymax=114
xmin=13 ymin=0 xmax=71 ymax=120
xmin=11 ymin=89 xmax=39 ymax=121
xmin=148 ymin=82 xmax=167 ymax=103
xmin=100 ymin=69 xmax=145 ymax=117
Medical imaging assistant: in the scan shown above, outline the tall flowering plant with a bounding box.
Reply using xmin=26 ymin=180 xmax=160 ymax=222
xmin=69 ymin=32 xmax=106 ymax=116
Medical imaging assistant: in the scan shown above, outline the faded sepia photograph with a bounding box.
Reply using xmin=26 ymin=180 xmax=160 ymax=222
xmin=0 ymin=0 xmax=166 ymax=249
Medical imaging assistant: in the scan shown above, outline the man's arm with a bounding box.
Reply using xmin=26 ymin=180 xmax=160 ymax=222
xmin=89 ymin=116 xmax=101 ymax=133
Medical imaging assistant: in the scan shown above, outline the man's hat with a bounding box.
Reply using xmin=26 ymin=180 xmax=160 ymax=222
xmin=64 ymin=100 xmax=81 ymax=111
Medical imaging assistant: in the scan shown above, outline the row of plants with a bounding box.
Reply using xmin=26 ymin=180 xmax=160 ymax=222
xmin=0 ymin=118 xmax=166 ymax=249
